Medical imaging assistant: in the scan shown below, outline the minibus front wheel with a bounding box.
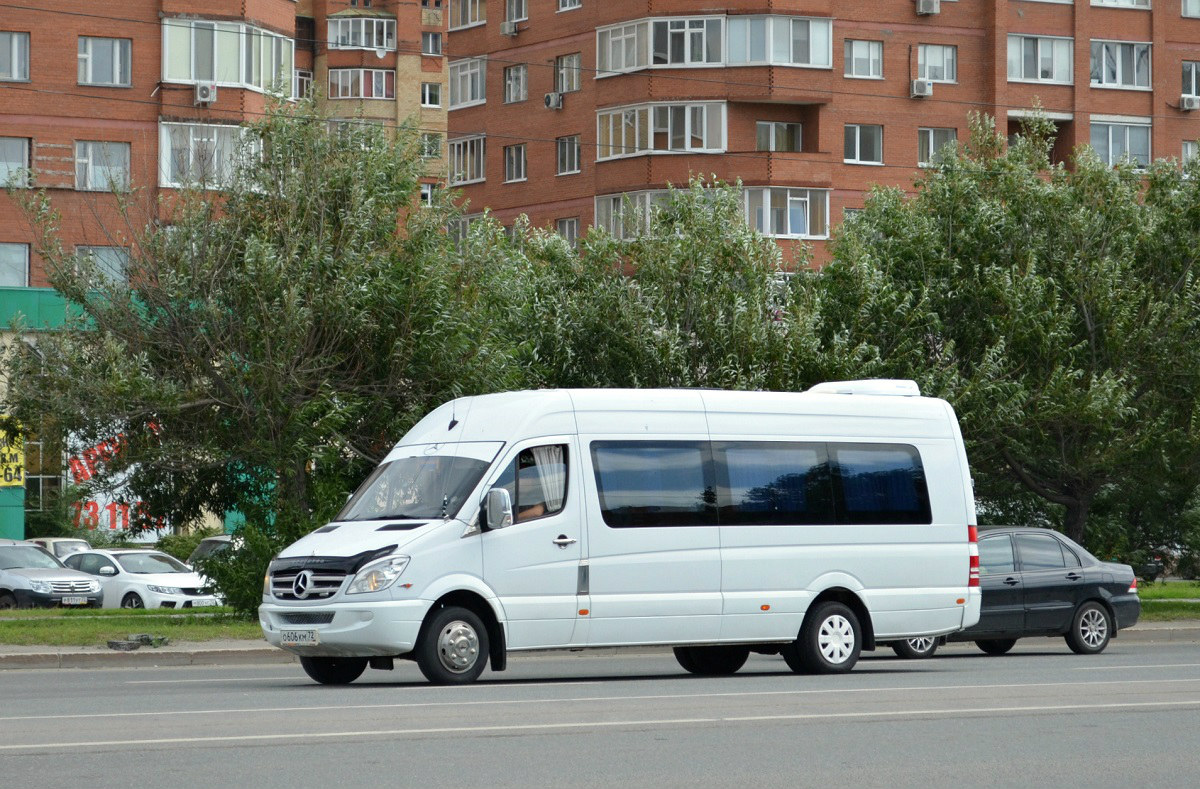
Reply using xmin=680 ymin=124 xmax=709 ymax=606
xmin=416 ymin=605 xmax=490 ymax=684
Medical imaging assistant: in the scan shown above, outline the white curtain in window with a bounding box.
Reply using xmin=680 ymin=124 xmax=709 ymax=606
xmin=530 ymin=445 xmax=566 ymax=512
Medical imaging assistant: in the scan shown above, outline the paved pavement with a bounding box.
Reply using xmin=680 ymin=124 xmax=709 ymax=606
xmin=1 ymin=618 xmax=1197 ymax=670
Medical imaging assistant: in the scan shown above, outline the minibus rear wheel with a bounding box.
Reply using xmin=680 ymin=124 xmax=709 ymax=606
xmin=416 ymin=605 xmax=490 ymax=684
xmin=299 ymin=656 xmax=368 ymax=685
xmin=783 ymin=601 xmax=862 ymax=674
xmin=673 ymin=645 xmax=750 ymax=675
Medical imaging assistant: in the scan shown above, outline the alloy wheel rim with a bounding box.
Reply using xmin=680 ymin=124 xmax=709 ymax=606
xmin=1080 ymin=609 xmax=1108 ymax=648
xmin=908 ymin=636 xmax=936 ymax=653
xmin=437 ymin=620 xmax=480 ymax=673
xmin=818 ymin=614 xmax=855 ymax=664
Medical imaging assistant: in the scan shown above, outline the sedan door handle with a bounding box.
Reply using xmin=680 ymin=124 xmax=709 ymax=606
xmin=552 ymin=535 xmax=577 ymax=548
xmin=1003 ymin=577 xmax=1019 ymax=586
xmin=1065 ymin=572 xmax=1082 ymax=581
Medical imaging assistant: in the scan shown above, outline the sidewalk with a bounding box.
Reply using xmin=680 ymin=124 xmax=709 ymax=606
xmin=1 ymin=619 xmax=1197 ymax=670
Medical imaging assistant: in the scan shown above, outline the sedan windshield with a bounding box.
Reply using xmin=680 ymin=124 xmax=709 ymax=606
xmin=338 ymin=452 xmax=493 ymax=522
xmin=115 ymin=552 xmax=190 ymax=574
xmin=0 ymin=546 xmax=64 ymax=570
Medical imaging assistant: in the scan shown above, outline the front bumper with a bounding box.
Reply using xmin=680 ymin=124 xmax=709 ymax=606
xmin=13 ymin=589 xmax=103 ymax=608
xmin=258 ymin=599 xmax=430 ymax=658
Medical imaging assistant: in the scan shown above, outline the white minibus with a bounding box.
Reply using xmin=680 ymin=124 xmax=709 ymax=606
xmin=259 ymin=381 xmax=982 ymax=684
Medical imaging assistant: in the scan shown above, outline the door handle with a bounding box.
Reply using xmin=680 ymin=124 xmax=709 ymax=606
xmin=1065 ymin=572 xmax=1082 ymax=581
xmin=552 ymin=535 xmax=577 ymax=548
xmin=1003 ymin=577 xmax=1019 ymax=586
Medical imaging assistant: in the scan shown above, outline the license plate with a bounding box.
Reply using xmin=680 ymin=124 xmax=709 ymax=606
xmin=280 ymin=629 xmax=319 ymax=646
xmin=191 ymin=598 xmax=218 ymax=607
xmin=61 ymin=596 xmax=88 ymax=606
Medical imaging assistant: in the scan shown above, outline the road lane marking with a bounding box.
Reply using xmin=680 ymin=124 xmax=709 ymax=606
xmin=1074 ymin=663 xmax=1200 ymax=671
xmin=4 ymin=700 xmax=1200 ymax=752
xmin=125 ymin=677 xmax=604 ymax=688
xmin=3 ymin=677 xmax=1200 ymax=723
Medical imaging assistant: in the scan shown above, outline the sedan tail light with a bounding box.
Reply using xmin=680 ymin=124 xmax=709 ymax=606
xmin=968 ymin=525 xmax=980 ymax=587
xmin=1128 ymin=576 xmax=1138 ymax=595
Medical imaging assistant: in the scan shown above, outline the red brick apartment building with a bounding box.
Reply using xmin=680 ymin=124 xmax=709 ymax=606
xmin=446 ymin=0 xmax=1200 ymax=263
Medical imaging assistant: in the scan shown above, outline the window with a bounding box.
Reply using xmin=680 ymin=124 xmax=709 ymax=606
xmin=1187 ymin=0 xmax=1200 ymax=17
xmin=0 ymin=137 xmax=30 ymax=187
xmin=0 ymin=31 xmax=29 ymax=81
xmin=421 ymin=82 xmax=441 ymax=107
xmin=77 ymin=37 xmax=132 ymax=86
xmin=978 ymin=535 xmax=1016 ymax=575
xmin=420 ymin=133 xmax=442 ymax=158
xmin=504 ymin=64 xmax=527 ymax=103
xmin=0 ymin=242 xmax=29 ymax=287
xmin=594 ymin=191 xmax=672 ymax=238
xmin=419 ymin=183 xmax=435 ymax=205
xmin=918 ymin=127 xmax=957 ymax=166
xmin=1091 ymin=120 xmax=1151 ymax=166
xmin=556 ymin=217 xmax=579 ymax=247
xmin=652 ymin=18 xmax=723 ymax=66
xmin=76 ymin=246 xmax=130 ymax=286
xmin=1090 ymin=41 xmax=1151 ymax=88
xmin=745 ymin=188 xmax=829 ymax=239
xmin=1015 ymin=533 xmax=1072 ymax=571
xmin=328 ymin=18 xmax=397 ymax=51
xmin=557 ymin=135 xmax=580 ymax=174
xmin=727 ymin=16 xmax=832 ymax=67
xmin=1184 ymin=61 xmax=1200 ymax=97
xmin=492 ymin=446 xmax=568 ymax=523
xmin=556 ymin=53 xmax=581 ymax=92
xmin=844 ymin=39 xmax=882 ymax=78
xmin=1007 ymin=35 xmax=1073 ymax=83
xmin=23 ymin=431 xmax=62 ymax=513
xmin=756 ymin=122 xmax=802 ymax=152
xmin=448 ymin=135 xmax=486 ymax=184
xmin=597 ymin=102 xmax=725 ymax=159
xmin=422 ymin=32 xmax=442 ymax=56
xmin=328 ymin=69 xmax=395 ymax=99
xmin=844 ymin=124 xmax=883 ymax=164
xmin=559 ymin=0 xmax=582 ymax=9
xmin=504 ymin=144 xmax=526 ymax=182
xmin=830 ymin=444 xmax=931 ymax=525
xmin=449 ymin=58 xmax=486 ymax=108
xmin=160 ymin=123 xmax=242 ymax=188
xmin=294 ymin=69 xmax=313 ymax=98
xmin=162 ymin=19 xmax=294 ymax=92
xmin=1092 ymin=0 xmax=1149 ymax=6
xmin=506 ymin=0 xmax=527 ymax=22
xmin=597 ymin=21 xmax=648 ymax=73
xmin=75 ymin=141 xmax=130 ymax=191
xmin=449 ymin=0 xmax=486 ymax=29
xmin=918 ymin=44 xmax=957 ymax=82
xmin=1185 ymin=140 xmax=1199 ymax=166
xmin=716 ymin=442 xmax=833 ymax=525
xmin=591 ymin=441 xmax=715 ymax=528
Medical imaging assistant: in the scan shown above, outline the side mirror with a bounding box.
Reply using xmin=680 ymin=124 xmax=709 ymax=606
xmin=483 ymin=488 xmax=513 ymax=532
xmin=99 ymin=565 xmax=117 ymax=576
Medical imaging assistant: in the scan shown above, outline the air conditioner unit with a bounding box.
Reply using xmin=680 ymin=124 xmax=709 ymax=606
xmin=194 ymin=83 xmax=218 ymax=105
xmin=911 ymin=79 xmax=934 ymax=98
xmin=1181 ymin=95 xmax=1200 ymax=111
xmin=500 ymin=20 xmax=519 ymax=36
xmin=916 ymin=0 xmax=941 ymax=15
xmin=544 ymin=91 xmax=563 ymax=110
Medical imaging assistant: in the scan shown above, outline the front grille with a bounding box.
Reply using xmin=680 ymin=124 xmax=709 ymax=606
xmin=50 ymin=580 xmax=94 ymax=593
xmin=270 ymin=569 xmax=347 ymax=601
xmin=280 ymin=612 xmax=336 ymax=625
xmin=180 ymin=588 xmax=204 ymax=596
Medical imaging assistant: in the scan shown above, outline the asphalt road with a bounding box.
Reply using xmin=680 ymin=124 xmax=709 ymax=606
xmin=2 ymin=640 xmax=1198 ymax=789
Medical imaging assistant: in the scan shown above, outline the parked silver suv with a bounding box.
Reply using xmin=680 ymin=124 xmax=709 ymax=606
xmin=0 ymin=539 xmax=104 ymax=609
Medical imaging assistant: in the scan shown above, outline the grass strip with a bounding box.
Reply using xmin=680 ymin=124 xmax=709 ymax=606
xmin=1136 ymin=581 xmax=1200 ymax=600
xmin=1139 ymin=600 xmax=1200 ymax=621
xmin=0 ymin=609 xmax=262 ymax=647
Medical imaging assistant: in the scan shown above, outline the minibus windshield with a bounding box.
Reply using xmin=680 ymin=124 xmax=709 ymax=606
xmin=337 ymin=444 xmax=500 ymax=522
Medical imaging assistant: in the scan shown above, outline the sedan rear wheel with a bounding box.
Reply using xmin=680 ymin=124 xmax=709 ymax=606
xmin=975 ymin=638 xmax=1017 ymax=656
xmin=1065 ymin=601 xmax=1112 ymax=655
xmin=892 ymin=636 xmax=939 ymax=659
xmin=673 ymin=646 xmax=750 ymax=675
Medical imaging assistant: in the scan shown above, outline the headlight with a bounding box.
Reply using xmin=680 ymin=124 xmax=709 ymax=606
xmin=147 ymin=585 xmax=183 ymax=595
xmin=263 ymin=573 xmax=271 ymax=598
xmin=29 ymin=580 xmax=52 ymax=594
xmin=86 ymin=580 xmax=101 ymax=593
xmin=347 ymin=556 xmax=410 ymax=595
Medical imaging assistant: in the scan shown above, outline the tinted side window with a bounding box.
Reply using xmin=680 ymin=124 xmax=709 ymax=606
xmin=978 ymin=535 xmax=1016 ymax=574
xmin=591 ymin=441 xmax=715 ymax=527
xmin=830 ymin=444 xmax=932 ymax=525
xmin=1016 ymin=533 xmax=1067 ymax=570
xmin=714 ymin=442 xmax=834 ymax=525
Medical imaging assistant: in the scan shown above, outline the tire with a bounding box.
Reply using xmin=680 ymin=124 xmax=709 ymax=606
xmin=673 ymin=646 xmax=750 ymax=676
xmin=299 ymin=656 xmax=368 ymax=685
xmin=782 ymin=601 xmax=862 ymax=674
xmin=121 ymin=592 xmax=145 ymax=609
xmin=975 ymin=638 xmax=1017 ymax=656
xmin=1065 ymin=601 xmax=1112 ymax=655
xmin=415 ymin=605 xmax=489 ymax=685
xmin=0 ymin=592 xmax=16 ymax=610
xmin=891 ymin=636 xmax=940 ymax=659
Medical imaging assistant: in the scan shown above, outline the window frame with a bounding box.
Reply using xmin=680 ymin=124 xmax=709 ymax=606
xmin=1187 ymin=0 xmax=1200 ymax=17
xmin=843 ymin=39 xmax=883 ymax=79
xmin=1007 ymin=34 xmax=1073 ymax=84
xmin=162 ymin=18 xmax=294 ymax=93
xmin=328 ymin=68 xmax=396 ymax=100
xmin=917 ymin=43 xmax=958 ymax=83
xmin=448 ymin=135 xmax=486 ymax=185
xmin=506 ymin=0 xmax=528 ymax=23
xmin=419 ymin=133 xmax=442 ymax=159
xmin=1090 ymin=119 xmax=1152 ymax=167
xmin=0 ymin=31 xmax=30 ymax=82
xmin=449 ymin=0 xmax=486 ymax=30
xmin=449 ymin=57 xmax=487 ymax=108
xmin=0 ymin=241 xmax=30 ymax=287
xmin=75 ymin=245 xmax=131 ymax=286
xmin=744 ymin=187 xmax=830 ymax=240
xmin=843 ymin=123 xmax=883 ymax=165
xmin=1089 ymin=40 xmax=1152 ymax=89
xmin=556 ymin=135 xmax=581 ymax=175
xmin=421 ymin=31 xmax=442 ymax=56
xmin=558 ymin=0 xmax=582 ymax=10
xmin=917 ymin=127 xmax=957 ymax=167
xmin=503 ymin=143 xmax=527 ymax=183
xmin=0 ymin=136 xmax=30 ymax=188
xmin=556 ymin=217 xmax=580 ymax=246
xmin=420 ymin=81 xmax=442 ymax=107
xmin=596 ymin=102 xmax=726 ymax=160
xmin=1184 ymin=61 xmax=1200 ymax=97
xmin=504 ymin=64 xmax=527 ymax=103
xmin=74 ymin=141 xmax=131 ymax=191
xmin=77 ymin=36 xmax=132 ymax=87
xmin=555 ymin=53 xmax=582 ymax=93
xmin=756 ymin=121 xmax=802 ymax=152
xmin=328 ymin=17 xmax=397 ymax=52
xmin=159 ymin=122 xmax=243 ymax=189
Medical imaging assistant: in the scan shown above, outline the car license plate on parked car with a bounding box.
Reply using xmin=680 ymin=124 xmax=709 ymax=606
xmin=61 ymin=596 xmax=88 ymax=606
xmin=191 ymin=598 xmax=218 ymax=607
xmin=281 ymin=630 xmax=318 ymax=646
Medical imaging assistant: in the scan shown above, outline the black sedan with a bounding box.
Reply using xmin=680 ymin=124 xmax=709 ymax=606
xmin=890 ymin=526 xmax=1140 ymax=658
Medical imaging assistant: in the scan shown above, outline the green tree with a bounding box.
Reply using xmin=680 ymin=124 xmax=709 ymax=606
xmin=814 ymin=115 xmax=1200 ymax=548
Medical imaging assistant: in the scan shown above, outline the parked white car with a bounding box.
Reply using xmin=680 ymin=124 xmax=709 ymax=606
xmin=26 ymin=537 xmax=92 ymax=560
xmin=64 ymin=549 xmax=220 ymax=609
